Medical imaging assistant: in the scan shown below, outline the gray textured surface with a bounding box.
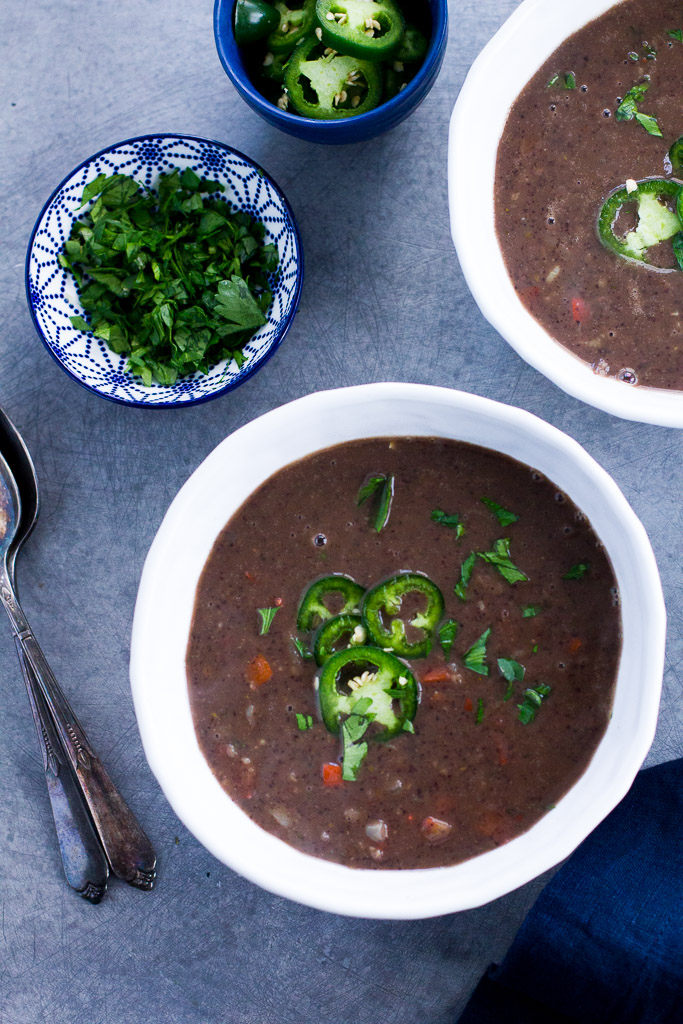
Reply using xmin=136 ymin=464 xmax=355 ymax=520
xmin=0 ymin=1 xmax=681 ymax=1022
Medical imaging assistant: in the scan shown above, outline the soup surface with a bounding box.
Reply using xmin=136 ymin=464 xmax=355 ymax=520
xmin=187 ymin=438 xmax=621 ymax=869
xmin=495 ymin=0 xmax=683 ymax=390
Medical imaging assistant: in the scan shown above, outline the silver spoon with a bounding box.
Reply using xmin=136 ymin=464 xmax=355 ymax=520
xmin=0 ymin=408 xmax=156 ymax=891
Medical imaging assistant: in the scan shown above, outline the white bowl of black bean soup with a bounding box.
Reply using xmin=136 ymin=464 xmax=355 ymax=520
xmin=130 ymin=383 xmax=665 ymax=917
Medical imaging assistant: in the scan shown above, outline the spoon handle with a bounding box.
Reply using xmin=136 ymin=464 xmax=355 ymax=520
xmin=15 ymin=637 xmax=109 ymax=902
xmin=20 ymin=632 xmax=157 ymax=890
xmin=0 ymin=581 xmax=157 ymax=890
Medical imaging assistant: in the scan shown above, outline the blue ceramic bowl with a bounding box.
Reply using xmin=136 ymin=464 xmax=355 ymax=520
xmin=214 ymin=0 xmax=448 ymax=144
xmin=25 ymin=133 xmax=303 ymax=408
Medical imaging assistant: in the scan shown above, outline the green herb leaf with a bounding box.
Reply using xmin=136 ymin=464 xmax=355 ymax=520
xmin=431 ymin=508 xmax=465 ymax=538
xmin=374 ymin=475 xmax=394 ymax=533
xmin=517 ymin=684 xmax=551 ymax=724
xmin=546 ymin=73 xmax=560 ymax=88
xmin=341 ymin=703 xmax=374 ymax=780
xmin=357 ymin=474 xmax=394 ymax=532
xmin=454 ymin=552 xmax=476 ymax=602
xmin=669 ymin=29 xmax=683 ymax=42
xmin=564 ymin=71 xmax=577 ymax=90
xmin=292 ymin=636 xmax=313 ymax=660
xmin=438 ymin=619 xmax=458 ymax=659
xmin=532 ymin=643 xmax=539 ymax=654
xmin=258 ymin=606 xmax=279 ymax=634
xmin=497 ymin=658 xmax=525 ymax=683
xmin=215 ymin=276 xmax=268 ymax=331
xmin=463 ymin=627 xmax=492 ymax=676
xmin=503 ymin=678 xmax=515 ymax=701
xmin=69 ymin=315 xmax=92 ymax=333
xmin=476 ymin=697 xmax=485 ymax=724
xmin=634 ymin=111 xmax=662 ymax=137
xmin=295 ymin=713 xmax=313 ymax=730
xmin=478 ymin=538 xmax=528 ymax=585
xmin=562 ymin=561 xmax=591 ymax=580
xmin=616 ymin=81 xmax=649 ymax=121
xmin=522 ymin=604 xmax=542 ymax=618
xmin=481 ymin=497 xmax=519 ymax=527
xmin=357 ymin=476 xmax=386 ymax=505
xmin=673 ymin=234 xmax=683 ymax=272
xmin=402 ymin=719 xmax=415 ymax=734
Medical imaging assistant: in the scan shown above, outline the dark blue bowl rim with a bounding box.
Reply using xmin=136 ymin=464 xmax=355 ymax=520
xmin=213 ymin=0 xmax=449 ymax=132
xmin=24 ymin=131 xmax=305 ymax=410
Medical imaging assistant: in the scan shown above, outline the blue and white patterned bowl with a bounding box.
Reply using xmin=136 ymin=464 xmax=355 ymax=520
xmin=25 ymin=134 xmax=304 ymax=408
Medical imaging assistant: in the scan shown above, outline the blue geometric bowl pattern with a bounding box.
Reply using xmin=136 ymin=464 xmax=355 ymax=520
xmin=25 ymin=134 xmax=304 ymax=407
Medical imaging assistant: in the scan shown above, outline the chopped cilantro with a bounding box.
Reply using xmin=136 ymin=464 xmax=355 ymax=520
xmin=634 ymin=112 xmax=663 ymax=137
xmin=517 ymin=684 xmax=551 ymax=724
xmin=463 ymin=627 xmax=492 ymax=676
xmin=669 ymin=29 xmax=683 ymax=43
xmin=615 ymin=81 xmax=661 ymax=135
xmin=357 ymin=474 xmax=394 ymax=532
xmin=438 ymin=618 xmax=458 ymax=659
xmin=616 ymin=81 xmax=649 ymax=121
xmin=295 ymin=713 xmax=313 ymax=730
xmin=402 ymin=719 xmax=415 ymax=734
xmin=357 ymin=476 xmax=387 ymax=505
xmin=431 ymin=508 xmax=465 ymax=538
xmin=498 ymin=658 xmax=525 ymax=683
xmin=475 ymin=697 xmax=485 ymax=724
xmin=292 ymin=636 xmax=313 ymax=660
xmin=531 ymin=643 xmax=539 ymax=654
xmin=454 ymin=552 xmax=476 ymax=602
xmin=499 ymin=658 xmax=524 ymax=701
xmin=562 ymin=561 xmax=591 ymax=580
xmin=62 ymin=169 xmax=277 ymax=386
xmin=547 ymin=71 xmax=576 ymax=89
xmin=258 ymin=606 xmax=279 ymax=634
xmin=481 ymin=497 xmax=518 ymax=527
xmin=478 ymin=538 xmax=528 ymax=585
xmin=340 ymin=699 xmax=375 ymax=781
xmin=522 ymin=604 xmax=541 ymax=618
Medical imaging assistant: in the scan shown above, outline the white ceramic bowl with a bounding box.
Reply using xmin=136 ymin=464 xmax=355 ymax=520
xmin=448 ymin=0 xmax=683 ymax=428
xmin=130 ymin=383 xmax=665 ymax=918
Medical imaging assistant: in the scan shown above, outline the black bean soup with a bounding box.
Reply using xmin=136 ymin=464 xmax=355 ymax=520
xmin=187 ymin=438 xmax=621 ymax=869
xmin=495 ymin=0 xmax=683 ymax=390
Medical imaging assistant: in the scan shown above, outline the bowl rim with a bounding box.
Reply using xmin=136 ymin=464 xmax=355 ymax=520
xmin=213 ymin=0 xmax=449 ymax=135
xmin=24 ymin=131 xmax=304 ymax=410
xmin=130 ymin=382 xmax=666 ymax=918
xmin=448 ymin=0 xmax=683 ymax=428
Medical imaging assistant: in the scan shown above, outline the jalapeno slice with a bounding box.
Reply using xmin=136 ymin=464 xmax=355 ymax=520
xmin=362 ymin=572 xmax=445 ymax=658
xmin=315 ymin=0 xmax=404 ymax=62
xmin=234 ymin=0 xmax=281 ymax=45
xmin=317 ymin=646 xmax=418 ymax=737
xmin=395 ymin=24 xmax=428 ymax=64
xmin=597 ymin=178 xmax=683 ymax=267
xmin=313 ymin=613 xmax=365 ymax=665
xmin=284 ymin=35 xmax=382 ymax=118
xmin=297 ymin=575 xmax=365 ymax=631
xmin=267 ymin=0 xmax=317 ymax=55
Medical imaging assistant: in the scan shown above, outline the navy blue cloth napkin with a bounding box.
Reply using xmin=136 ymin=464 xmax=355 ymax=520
xmin=458 ymin=758 xmax=683 ymax=1024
